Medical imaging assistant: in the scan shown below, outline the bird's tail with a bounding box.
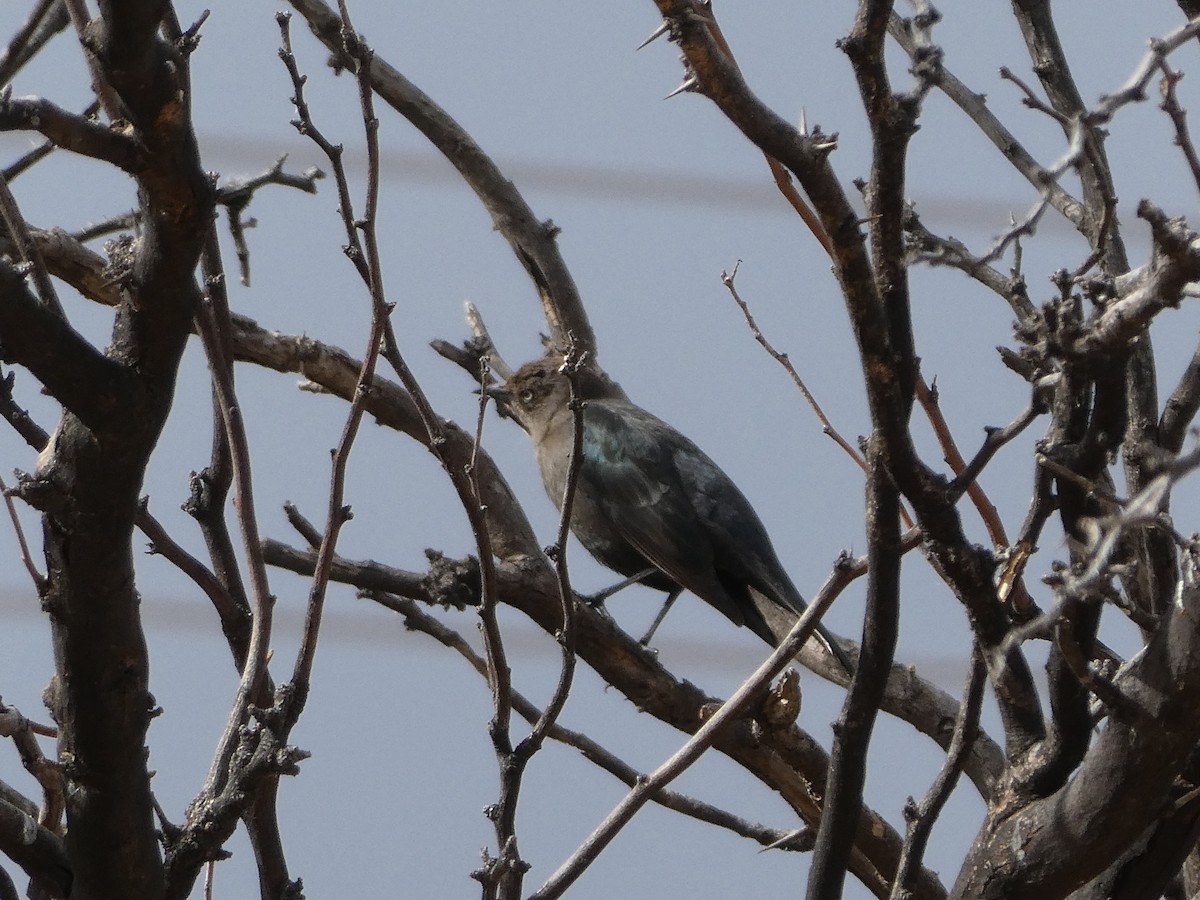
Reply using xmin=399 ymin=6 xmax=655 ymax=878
xmin=743 ymin=586 xmax=855 ymax=677
xmin=814 ymin=622 xmax=855 ymax=676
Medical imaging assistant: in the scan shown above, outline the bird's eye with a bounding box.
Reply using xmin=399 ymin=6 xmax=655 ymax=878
xmin=519 ymin=389 xmax=535 ymax=403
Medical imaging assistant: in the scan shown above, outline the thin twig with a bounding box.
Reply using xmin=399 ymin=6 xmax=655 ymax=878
xmin=286 ymin=12 xmax=388 ymax=717
xmin=1055 ymin=613 xmax=1148 ymax=725
xmin=946 ymin=374 xmax=1057 ymax=509
xmin=0 ymin=172 xmax=63 ymax=318
xmin=286 ymin=0 xmax=597 ymax=355
xmin=1035 ymin=454 xmax=1124 ymax=509
xmin=0 ymin=700 xmax=64 ymax=832
xmin=135 ymin=499 xmax=243 ymax=654
xmin=530 ymin=554 xmax=861 ymax=899
xmin=61 ymin=0 xmax=122 ymax=121
xmin=916 ymin=375 xmax=1007 ymax=547
xmin=373 ymin=589 xmax=811 ymax=850
xmin=1000 ymin=67 xmax=1070 ymax=125
xmin=720 ymin=263 xmax=915 ymax=524
xmin=1157 ymin=62 xmax=1200 ymax=201
xmin=520 ymin=346 xmax=585 ymax=754
xmin=887 ymin=15 xmax=1083 ymax=229
xmin=0 ymin=472 xmax=46 ymax=591
xmin=0 ymin=0 xmax=67 ymax=88
xmin=216 ymin=157 xmax=325 ymax=287
xmin=72 ymin=210 xmax=140 ymax=244
xmin=903 ymin=205 xmax=1036 ymax=323
xmin=889 ymin=647 xmax=986 ymax=900
xmin=195 ymin=252 xmax=277 ymax=799
xmin=1005 ymin=444 xmax=1200 ymax=654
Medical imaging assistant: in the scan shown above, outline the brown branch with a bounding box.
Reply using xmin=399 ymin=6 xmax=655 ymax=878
xmin=264 ymin=534 xmax=963 ymax=898
xmin=1158 ymin=62 xmax=1200 ymax=200
xmin=0 ymin=799 xmax=70 ymax=898
xmin=890 ymin=647 xmax=986 ymax=900
xmin=903 ymin=206 xmax=1036 ymax=323
xmin=245 ymin=319 xmax=1004 ymax=799
xmin=532 ymin=554 xmax=880 ymax=900
xmin=0 ymin=472 xmax=46 ymax=591
xmin=23 ymin=0 xmax=215 ymax=891
xmin=215 ymin=157 xmax=325 ymax=287
xmin=0 ymin=94 xmax=143 ymax=173
xmin=0 ymin=0 xmax=68 ymax=88
xmin=0 ymin=171 xmax=62 ymax=318
xmin=811 ymin=436 xmax=903 ymax=899
xmin=0 ymin=700 xmax=63 ymax=832
xmin=812 ymin=0 xmax=923 ymax=890
xmin=371 ymin=590 xmax=814 ymax=850
xmin=286 ymin=0 xmax=596 ymax=358
xmin=683 ymin=10 xmax=833 ymax=256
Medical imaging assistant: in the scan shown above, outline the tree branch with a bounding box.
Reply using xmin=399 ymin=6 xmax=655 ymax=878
xmin=0 ymin=93 xmax=143 ymax=172
xmin=285 ymin=0 xmax=596 ymax=358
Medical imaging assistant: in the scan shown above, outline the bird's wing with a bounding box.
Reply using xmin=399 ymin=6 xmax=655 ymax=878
xmin=581 ymin=403 xmax=748 ymax=627
xmin=662 ymin=428 xmax=806 ymax=615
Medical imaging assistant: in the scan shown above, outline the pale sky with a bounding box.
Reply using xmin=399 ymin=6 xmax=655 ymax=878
xmin=2 ymin=2 xmax=1197 ymax=897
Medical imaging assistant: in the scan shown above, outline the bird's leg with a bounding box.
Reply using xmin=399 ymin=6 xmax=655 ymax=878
xmin=638 ymin=589 xmax=682 ymax=646
xmin=581 ymin=567 xmax=659 ymax=610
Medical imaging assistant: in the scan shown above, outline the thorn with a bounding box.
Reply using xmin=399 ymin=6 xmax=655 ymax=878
xmin=663 ymin=76 xmax=698 ymax=100
xmin=636 ymin=20 xmax=670 ymax=51
xmin=798 ymin=107 xmax=808 ymax=136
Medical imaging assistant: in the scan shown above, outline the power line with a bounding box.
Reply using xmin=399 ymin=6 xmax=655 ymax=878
xmin=193 ymin=132 xmax=1073 ymax=233
xmin=0 ymin=585 xmax=969 ymax=682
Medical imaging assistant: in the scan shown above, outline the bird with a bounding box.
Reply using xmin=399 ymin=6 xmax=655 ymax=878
xmin=492 ymin=355 xmax=853 ymax=674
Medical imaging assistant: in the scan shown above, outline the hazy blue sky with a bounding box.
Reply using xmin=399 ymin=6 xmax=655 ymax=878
xmin=2 ymin=2 xmax=1198 ymax=897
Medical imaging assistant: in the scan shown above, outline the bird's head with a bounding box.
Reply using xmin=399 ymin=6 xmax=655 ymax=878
xmin=490 ymin=355 xmax=626 ymax=436
xmin=489 ymin=358 xmax=573 ymax=436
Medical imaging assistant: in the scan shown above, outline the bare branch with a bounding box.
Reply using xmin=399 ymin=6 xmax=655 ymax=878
xmin=1160 ymin=335 xmax=1200 ymax=452
xmin=0 ymin=170 xmax=62 ymax=317
xmin=215 ymin=157 xmax=325 ymax=287
xmin=0 ymin=94 xmax=142 ymax=173
xmin=377 ymin=589 xmax=815 ymax=851
xmin=890 ymin=647 xmax=986 ymax=900
xmin=532 ymin=554 xmax=870 ymax=900
xmin=1157 ymin=63 xmax=1200 ymax=201
xmin=194 ymin=254 xmax=279 ymax=808
xmin=722 ymin=263 xmax=872 ymax=482
xmin=0 ymin=0 xmax=68 ymax=88
xmin=889 ymin=16 xmax=1083 ymax=228
xmin=0 ymin=798 xmax=70 ymax=898
xmin=0 ymin=700 xmax=62 ymax=831
xmin=285 ymin=0 xmax=597 ymax=357
xmin=0 ymin=472 xmax=45 ymax=591
xmin=903 ymin=206 xmax=1036 ymax=322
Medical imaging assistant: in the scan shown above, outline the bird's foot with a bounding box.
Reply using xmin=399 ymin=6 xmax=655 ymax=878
xmin=637 ymin=590 xmax=681 ymax=647
xmin=580 ymin=592 xmax=613 ymax=616
xmin=583 ymin=568 xmax=660 ymax=610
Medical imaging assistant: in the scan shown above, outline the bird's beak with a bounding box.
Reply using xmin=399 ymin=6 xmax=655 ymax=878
xmin=482 ymin=384 xmax=516 ymax=421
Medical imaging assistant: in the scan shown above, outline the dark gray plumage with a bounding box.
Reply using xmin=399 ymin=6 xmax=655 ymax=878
xmin=495 ymin=357 xmax=852 ymax=672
